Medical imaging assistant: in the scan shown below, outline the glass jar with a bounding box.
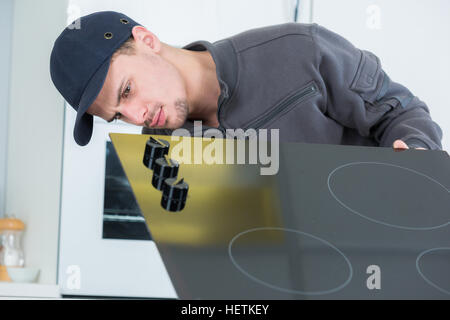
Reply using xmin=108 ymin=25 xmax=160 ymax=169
xmin=0 ymin=217 xmax=25 ymax=282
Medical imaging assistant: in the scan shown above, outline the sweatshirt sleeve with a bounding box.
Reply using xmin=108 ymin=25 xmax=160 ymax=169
xmin=311 ymin=24 xmax=443 ymax=150
xmin=141 ymin=126 xmax=174 ymax=136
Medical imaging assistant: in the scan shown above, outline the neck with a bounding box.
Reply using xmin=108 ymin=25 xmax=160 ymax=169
xmin=159 ymin=43 xmax=221 ymax=128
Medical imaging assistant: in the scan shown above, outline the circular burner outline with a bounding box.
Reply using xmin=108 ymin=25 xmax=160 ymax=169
xmin=416 ymin=247 xmax=450 ymax=295
xmin=327 ymin=161 xmax=450 ymax=231
xmin=228 ymin=227 xmax=353 ymax=296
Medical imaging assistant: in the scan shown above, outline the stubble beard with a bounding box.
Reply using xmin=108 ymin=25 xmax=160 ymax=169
xmin=143 ymin=99 xmax=189 ymax=129
xmin=171 ymin=98 xmax=189 ymax=128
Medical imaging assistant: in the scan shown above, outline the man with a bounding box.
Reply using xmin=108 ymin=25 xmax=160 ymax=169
xmin=50 ymin=11 xmax=443 ymax=151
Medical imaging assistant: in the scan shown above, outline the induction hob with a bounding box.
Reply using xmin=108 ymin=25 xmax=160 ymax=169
xmin=110 ymin=133 xmax=449 ymax=299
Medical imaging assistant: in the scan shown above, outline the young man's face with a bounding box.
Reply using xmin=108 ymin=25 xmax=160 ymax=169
xmin=87 ymin=32 xmax=189 ymax=129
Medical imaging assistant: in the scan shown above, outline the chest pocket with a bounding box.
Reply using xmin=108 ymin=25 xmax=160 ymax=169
xmin=244 ymin=81 xmax=320 ymax=130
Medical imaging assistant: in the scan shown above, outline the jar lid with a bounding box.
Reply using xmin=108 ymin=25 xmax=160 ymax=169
xmin=0 ymin=218 xmax=25 ymax=231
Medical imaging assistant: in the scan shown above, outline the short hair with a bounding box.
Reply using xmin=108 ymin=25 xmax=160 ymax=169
xmin=111 ymin=36 xmax=135 ymax=62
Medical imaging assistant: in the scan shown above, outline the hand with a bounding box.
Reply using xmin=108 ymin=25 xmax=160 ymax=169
xmin=392 ymin=139 xmax=427 ymax=150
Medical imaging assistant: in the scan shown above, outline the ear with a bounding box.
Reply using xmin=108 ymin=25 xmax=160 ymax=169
xmin=131 ymin=26 xmax=161 ymax=53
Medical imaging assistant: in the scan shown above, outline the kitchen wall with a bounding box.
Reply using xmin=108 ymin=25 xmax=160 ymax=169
xmin=6 ymin=0 xmax=67 ymax=284
xmin=67 ymin=0 xmax=297 ymax=46
xmin=0 ymin=0 xmax=14 ymax=216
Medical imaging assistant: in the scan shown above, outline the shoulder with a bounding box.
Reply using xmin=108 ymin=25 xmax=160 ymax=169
xmin=228 ymin=22 xmax=316 ymax=53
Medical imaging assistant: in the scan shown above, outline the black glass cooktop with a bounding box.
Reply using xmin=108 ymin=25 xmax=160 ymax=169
xmin=110 ymin=134 xmax=449 ymax=299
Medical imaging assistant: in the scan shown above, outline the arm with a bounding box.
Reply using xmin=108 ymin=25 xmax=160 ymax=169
xmin=312 ymin=24 xmax=443 ymax=150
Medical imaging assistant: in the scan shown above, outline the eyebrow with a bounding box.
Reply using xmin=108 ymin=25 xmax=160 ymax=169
xmin=117 ymin=77 xmax=125 ymax=107
xmin=106 ymin=77 xmax=126 ymax=123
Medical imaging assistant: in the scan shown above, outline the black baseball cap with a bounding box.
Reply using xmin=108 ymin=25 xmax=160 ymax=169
xmin=50 ymin=11 xmax=141 ymax=146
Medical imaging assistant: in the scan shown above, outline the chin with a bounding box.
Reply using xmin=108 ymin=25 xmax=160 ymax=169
xmin=165 ymin=118 xmax=185 ymax=130
xmin=165 ymin=105 xmax=188 ymax=129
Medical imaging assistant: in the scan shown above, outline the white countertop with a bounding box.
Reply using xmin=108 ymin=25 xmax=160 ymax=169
xmin=0 ymin=282 xmax=60 ymax=299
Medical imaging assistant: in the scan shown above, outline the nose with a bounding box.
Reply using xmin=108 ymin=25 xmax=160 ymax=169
xmin=120 ymin=103 xmax=148 ymax=126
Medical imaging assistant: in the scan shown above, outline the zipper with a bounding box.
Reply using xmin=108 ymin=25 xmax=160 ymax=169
xmin=245 ymin=82 xmax=319 ymax=130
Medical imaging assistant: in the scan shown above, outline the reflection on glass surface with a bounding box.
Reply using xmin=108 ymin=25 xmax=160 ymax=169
xmin=102 ymin=141 xmax=151 ymax=240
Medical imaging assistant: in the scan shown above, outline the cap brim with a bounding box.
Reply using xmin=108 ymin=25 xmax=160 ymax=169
xmin=73 ymin=57 xmax=112 ymax=146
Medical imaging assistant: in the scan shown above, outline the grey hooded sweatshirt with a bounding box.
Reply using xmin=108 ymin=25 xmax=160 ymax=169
xmin=142 ymin=23 xmax=443 ymax=150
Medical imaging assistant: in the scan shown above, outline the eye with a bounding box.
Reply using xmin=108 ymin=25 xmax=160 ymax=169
xmin=123 ymin=83 xmax=131 ymax=98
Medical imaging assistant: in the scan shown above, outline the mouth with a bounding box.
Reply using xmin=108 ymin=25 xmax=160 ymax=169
xmin=149 ymin=106 xmax=166 ymax=128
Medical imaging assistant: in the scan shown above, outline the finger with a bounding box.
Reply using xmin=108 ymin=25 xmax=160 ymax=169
xmin=393 ymin=139 xmax=409 ymax=149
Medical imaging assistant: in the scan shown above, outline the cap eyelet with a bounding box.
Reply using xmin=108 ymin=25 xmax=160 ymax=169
xmin=120 ymin=18 xmax=129 ymax=24
xmin=104 ymin=32 xmax=113 ymax=40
